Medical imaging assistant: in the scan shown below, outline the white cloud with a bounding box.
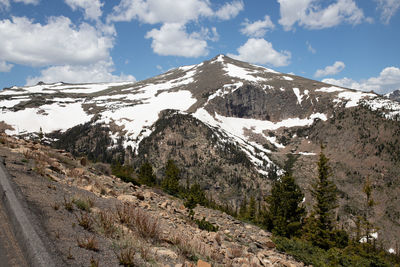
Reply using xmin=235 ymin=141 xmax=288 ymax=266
xmin=0 ymin=61 xmax=13 ymax=72
xmin=315 ymin=61 xmax=345 ymax=77
xmin=26 ymin=60 xmax=135 ymax=85
xmin=14 ymin=0 xmax=39 ymax=4
xmin=375 ymin=0 xmax=400 ymax=24
xmin=227 ymin=38 xmax=291 ymax=67
xmin=107 ymin=0 xmax=213 ymax=24
xmin=215 ymin=0 xmax=244 ymax=20
xmin=278 ymin=0 xmax=365 ymax=31
xmin=0 ymin=16 xmax=113 ymax=67
xmin=107 ymin=0 xmax=243 ymax=24
xmin=1 ymin=0 xmax=39 ymax=9
xmin=322 ymin=67 xmax=400 ymax=94
xmin=306 ymin=41 xmax=316 ymax=54
xmin=240 ymin=15 xmax=275 ymax=37
xmin=64 ymin=0 xmax=103 ymax=21
xmin=145 ymin=23 xmax=208 ymax=57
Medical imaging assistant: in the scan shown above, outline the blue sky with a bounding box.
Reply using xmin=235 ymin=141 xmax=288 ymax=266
xmin=0 ymin=0 xmax=399 ymax=94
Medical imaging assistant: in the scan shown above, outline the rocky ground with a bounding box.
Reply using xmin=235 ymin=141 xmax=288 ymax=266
xmin=0 ymin=133 xmax=304 ymax=267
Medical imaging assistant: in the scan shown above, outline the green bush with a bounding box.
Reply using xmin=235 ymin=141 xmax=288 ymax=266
xmin=273 ymin=236 xmax=396 ymax=267
xmin=195 ymin=217 xmax=219 ymax=232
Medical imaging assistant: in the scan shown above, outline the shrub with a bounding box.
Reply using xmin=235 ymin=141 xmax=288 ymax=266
xmin=73 ymin=197 xmax=94 ymax=212
xmin=195 ymin=217 xmax=219 ymax=232
xmin=97 ymin=210 xmax=117 ymax=238
xmin=130 ymin=208 xmax=160 ymax=241
xmin=76 ymin=212 xmax=94 ymax=231
xmin=117 ymin=247 xmax=135 ymax=267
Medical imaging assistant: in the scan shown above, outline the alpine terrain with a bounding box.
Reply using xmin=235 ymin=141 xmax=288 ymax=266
xmin=1 ymin=54 xmax=400 ymax=253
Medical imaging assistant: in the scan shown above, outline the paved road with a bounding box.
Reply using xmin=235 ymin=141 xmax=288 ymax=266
xmin=0 ymin=199 xmax=28 ymax=266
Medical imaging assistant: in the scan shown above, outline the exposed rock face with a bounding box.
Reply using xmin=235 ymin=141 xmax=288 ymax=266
xmin=136 ymin=110 xmax=271 ymax=206
xmin=385 ymin=89 xmax=400 ymax=103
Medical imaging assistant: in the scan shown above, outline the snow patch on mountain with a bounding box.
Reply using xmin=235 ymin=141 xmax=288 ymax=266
xmin=316 ymin=86 xmax=344 ymax=93
xmin=336 ymin=91 xmax=376 ymax=108
xmin=1 ymin=102 xmax=92 ymax=134
xmin=98 ymin=90 xmax=197 ymax=150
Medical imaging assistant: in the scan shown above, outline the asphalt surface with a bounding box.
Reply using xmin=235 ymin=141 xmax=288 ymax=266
xmin=0 ymin=160 xmax=56 ymax=267
xmin=0 ymin=199 xmax=28 ymax=266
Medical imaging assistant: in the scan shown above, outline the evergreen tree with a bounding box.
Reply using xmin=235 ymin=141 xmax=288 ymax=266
xmin=238 ymin=196 xmax=248 ymax=219
xmin=138 ymin=161 xmax=156 ymax=186
xmin=304 ymin=148 xmax=343 ymax=249
xmin=265 ymin=172 xmax=305 ymax=238
xmin=161 ymin=159 xmax=180 ymax=195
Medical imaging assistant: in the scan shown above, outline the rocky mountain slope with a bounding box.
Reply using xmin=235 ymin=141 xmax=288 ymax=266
xmin=385 ymin=89 xmax=400 ymax=103
xmin=1 ymin=55 xmax=400 ymax=249
xmin=0 ymin=134 xmax=303 ymax=266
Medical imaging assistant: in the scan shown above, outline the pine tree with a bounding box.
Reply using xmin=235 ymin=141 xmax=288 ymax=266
xmin=265 ymin=172 xmax=305 ymax=238
xmin=161 ymin=159 xmax=180 ymax=195
xmin=238 ymin=196 xmax=248 ymax=219
xmin=138 ymin=161 xmax=156 ymax=186
xmin=304 ymin=148 xmax=342 ymax=249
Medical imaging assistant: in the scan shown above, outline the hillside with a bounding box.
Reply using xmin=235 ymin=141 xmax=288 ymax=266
xmin=0 ymin=134 xmax=303 ymax=266
xmin=1 ymin=54 xmax=400 ymax=249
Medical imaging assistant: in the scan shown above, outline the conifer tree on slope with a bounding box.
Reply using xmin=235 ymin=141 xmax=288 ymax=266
xmin=304 ymin=148 xmax=344 ymax=249
xmin=138 ymin=161 xmax=156 ymax=186
xmin=161 ymin=159 xmax=180 ymax=195
xmin=265 ymin=172 xmax=305 ymax=238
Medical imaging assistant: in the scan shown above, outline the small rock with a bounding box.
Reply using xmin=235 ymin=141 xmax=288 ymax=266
xmin=117 ymin=194 xmax=137 ymax=202
xmin=156 ymin=248 xmax=178 ymax=260
xmin=197 ymin=259 xmax=211 ymax=267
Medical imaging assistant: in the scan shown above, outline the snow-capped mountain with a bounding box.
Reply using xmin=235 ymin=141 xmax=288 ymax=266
xmin=385 ymin=89 xmax=400 ymax=103
xmin=1 ymin=55 xmax=400 ymax=246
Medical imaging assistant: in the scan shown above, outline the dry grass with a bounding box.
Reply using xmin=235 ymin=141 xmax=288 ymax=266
xmin=63 ymin=196 xmax=74 ymax=212
xmin=117 ymin=247 xmax=136 ymax=266
xmin=116 ymin=203 xmax=133 ymax=224
xmin=171 ymin=234 xmax=197 ymax=260
xmin=97 ymin=210 xmax=118 ymax=238
xmin=116 ymin=203 xmax=160 ymax=241
xmin=77 ymin=235 xmax=99 ymax=252
xmin=129 ymin=208 xmax=160 ymax=241
xmin=76 ymin=212 xmax=94 ymax=232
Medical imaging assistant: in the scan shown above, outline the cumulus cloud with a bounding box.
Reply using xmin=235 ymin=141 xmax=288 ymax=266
xmin=322 ymin=67 xmax=400 ymax=94
xmin=0 ymin=61 xmax=13 ymax=72
xmin=278 ymin=0 xmax=365 ymax=31
xmin=0 ymin=16 xmax=113 ymax=67
xmin=375 ymin=0 xmax=400 ymax=24
xmin=145 ymin=23 xmax=209 ymax=57
xmin=26 ymin=60 xmax=135 ymax=85
xmin=215 ymin=0 xmax=244 ymax=20
xmin=107 ymin=0 xmax=243 ymax=23
xmin=228 ymin=38 xmax=291 ymax=67
xmin=64 ymin=0 xmax=103 ymax=21
xmin=107 ymin=0 xmax=213 ymax=24
xmin=314 ymin=61 xmax=345 ymax=78
xmin=240 ymin=15 xmax=275 ymax=37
